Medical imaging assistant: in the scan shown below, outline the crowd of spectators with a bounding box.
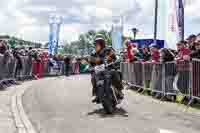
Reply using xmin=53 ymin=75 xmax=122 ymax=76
xmin=62 ymin=56 xmax=90 ymax=76
xmin=0 ymin=40 xmax=90 ymax=80
xmin=123 ymin=34 xmax=200 ymax=63
xmin=2 ymin=33 xmax=199 ymax=79
xmin=0 ymin=40 xmax=48 ymax=79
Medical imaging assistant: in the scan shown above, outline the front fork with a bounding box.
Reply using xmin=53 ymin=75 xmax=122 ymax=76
xmin=111 ymin=86 xmax=119 ymax=104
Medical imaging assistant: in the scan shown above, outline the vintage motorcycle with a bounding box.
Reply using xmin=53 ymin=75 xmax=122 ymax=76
xmin=93 ymin=60 xmax=123 ymax=114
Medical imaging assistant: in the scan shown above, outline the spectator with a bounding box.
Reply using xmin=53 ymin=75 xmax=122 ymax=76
xmin=130 ymin=48 xmax=139 ymax=62
xmin=0 ymin=41 xmax=11 ymax=65
xmin=182 ymin=40 xmax=188 ymax=47
xmin=197 ymin=33 xmax=200 ymax=41
xmin=32 ymin=50 xmax=39 ymax=61
xmin=80 ymin=58 xmax=89 ymax=73
xmin=136 ymin=45 xmax=151 ymax=62
xmin=0 ymin=40 xmax=8 ymax=55
xmin=3 ymin=49 xmax=11 ymax=65
xmin=27 ymin=47 xmax=33 ymax=75
xmin=13 ymin=49 xmax=23 ymax=79
xmin=175 ymin=41 xmax=191 ymax=62
xmin=190 ymin=42 xmax=200 ymax=59
xmin=160 ymin=48 xmax=175 ymax=63
xmin=150 ymin=44 xmax=160 ymax=63
xmin=125 ymin=40 xmax=134 ymax=62
xmin=75 ymin=58 xmax=80 ymax=74
xmin=48 ymin=54 xmax=55 ymax=74
xmin=187 ymin=34 xmax=197 ymax=51
xmin=64 ymin=56 xmax=71 ymax=76
xmin=121 ymin=50 xmax=127 ymax=62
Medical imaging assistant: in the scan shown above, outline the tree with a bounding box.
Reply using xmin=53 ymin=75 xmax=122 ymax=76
xmin=97 ymin=30 xmax=112 ymax=46
xmin=63 ymin=29 xmax=113 ymax=55
xmin=85 ymin=30 xmax=96 ymax=54
xmin=63 ymin=41 xmax=80 ymax=55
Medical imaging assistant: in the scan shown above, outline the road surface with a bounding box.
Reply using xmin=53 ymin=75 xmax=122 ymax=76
xmin=22 ymin=75 xmax=200 ymax=133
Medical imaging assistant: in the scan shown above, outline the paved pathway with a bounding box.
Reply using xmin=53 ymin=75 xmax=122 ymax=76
xmin=21 ymin=75 xmax=200 ymax=133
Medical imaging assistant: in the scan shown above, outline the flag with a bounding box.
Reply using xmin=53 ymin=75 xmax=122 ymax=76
xmin=177 ymin=0 xmax=184 ymax=41
xmin=111 ymin=16 xmax=123 ymax=53
xmin=48 ymin=15 xmax=62 ymax=55
xmin=48 ymin=23 xmax=53 ymax=55
xmin=165 ymin=0 xmax=184 ymax=50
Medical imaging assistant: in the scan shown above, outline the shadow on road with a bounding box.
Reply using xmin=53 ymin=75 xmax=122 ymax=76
xmin=87 ymin=107 xmax=128 ymax=118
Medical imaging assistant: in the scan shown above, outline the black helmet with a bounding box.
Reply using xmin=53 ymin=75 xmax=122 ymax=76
xmin=94 ymin=34 xmax=106 ymax=48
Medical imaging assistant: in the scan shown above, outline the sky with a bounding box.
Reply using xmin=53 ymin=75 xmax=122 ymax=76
xmin=0 ymin=0 xmax=199 ymax=43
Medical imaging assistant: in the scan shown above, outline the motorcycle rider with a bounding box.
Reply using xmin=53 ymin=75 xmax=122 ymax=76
xmin=90 ymin=34 xmax=123 ymax=103
xmin=90 ymin=34 xmax=107 ymax=103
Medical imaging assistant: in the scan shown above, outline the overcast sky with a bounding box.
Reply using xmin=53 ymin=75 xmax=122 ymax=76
xmin=0 ymin=0 xmax=199 ymax=43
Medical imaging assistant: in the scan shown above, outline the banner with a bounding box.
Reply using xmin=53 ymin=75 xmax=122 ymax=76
xmin=48 ymin=22 xmax=54 ymax=55
xmin=177 ymin=0 xmax=184 ymax=40
xmin=111 ymin=16 xmax=123 ymax=52
xmin=165 ymin=0 xmax=184 ymax=50
xmin=48 ymin=15 xmax=62 ymax=55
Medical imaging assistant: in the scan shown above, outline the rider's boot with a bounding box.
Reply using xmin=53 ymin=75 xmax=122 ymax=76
xmin=92 ymin=96 xmax=100 ymax=103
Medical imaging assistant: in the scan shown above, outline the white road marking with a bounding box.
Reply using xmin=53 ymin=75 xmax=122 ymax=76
xmin=66 ymin=75 xmax=91 ymax=80
xmin=159 ymin=129 xmax=179 ymax=133
xmin=65 ymin=76 xmax=88 ymax=80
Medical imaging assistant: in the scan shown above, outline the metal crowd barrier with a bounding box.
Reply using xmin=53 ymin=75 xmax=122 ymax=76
xmin=135 ymin=62 xmax=144 ymax=88
xmin=17 ymin=56 xmax=33 ymax=80
xmin=192 ymin=59 xmax=200 ymax=100
xmin=121 ymin=61 xmax=196 ymax=99
xmin=0 ymin=55 xmax=65 ymax=89
xmin=175 ymin=61 xmax=192 ymax=97
xmin=151 ymin=63 xmax=164 ymax=94
xmin=47 ymin=61 xmax=65 ymax=76
xmin=164 ymin=62 xmax=177 ymax=96
xmin=120 ymin=62 xmax=129 ymax=82
xmin=142 ymin=62 xmax=153 ymax=90
xmin=0 ymin=55 xmax=17 ymax=89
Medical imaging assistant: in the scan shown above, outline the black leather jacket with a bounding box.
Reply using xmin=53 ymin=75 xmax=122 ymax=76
xmin=190 ymin=49 xmax=200 ymax=59
xmin=90 ymin=48 xmax=107 ymax=67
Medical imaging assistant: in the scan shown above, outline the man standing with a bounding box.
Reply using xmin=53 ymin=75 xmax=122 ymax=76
xmin=190 ymin=42 xmax=200 ymax=59
xmin=187 ymin=35 xmax=197 ymax=52
xmin=150 ymin=44 xmax=160 ymax=63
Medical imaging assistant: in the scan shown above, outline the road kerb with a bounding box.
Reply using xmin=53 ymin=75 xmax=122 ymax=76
xmin=11 ymin=83 xmax=37 ymax=133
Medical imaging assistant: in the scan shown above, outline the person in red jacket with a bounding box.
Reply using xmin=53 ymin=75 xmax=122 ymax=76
xmin=150 ymin=44 xmax=160 ymax=63
xmin=125 ymin=40 xmax=133 ymax=62
xmin=125 ymin=40 xmax=138 ymax=62
xmin=175 ymin=41 xmax=191 ymax=62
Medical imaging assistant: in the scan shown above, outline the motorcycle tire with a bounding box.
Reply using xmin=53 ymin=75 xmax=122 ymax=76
xmin=102 ymin=97 xmax=115 ymax=114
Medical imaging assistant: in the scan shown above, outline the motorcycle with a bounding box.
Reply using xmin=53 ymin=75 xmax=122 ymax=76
xmin=93 ymin=60 xmax=123 ymax=114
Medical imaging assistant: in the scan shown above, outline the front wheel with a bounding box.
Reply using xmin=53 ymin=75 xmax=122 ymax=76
xmin=102 ymin=97 xmax=115 ymax=114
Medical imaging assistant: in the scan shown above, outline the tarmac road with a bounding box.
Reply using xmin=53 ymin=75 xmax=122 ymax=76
xmin=22 ymin=75 xmax=200 ymax=133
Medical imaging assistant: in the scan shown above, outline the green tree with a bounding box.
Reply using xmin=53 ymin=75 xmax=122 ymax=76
xmin=63 ymin=29 xmax=113 ymax=55
xmin=97 ymin=30 xmax=112 ymax=46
